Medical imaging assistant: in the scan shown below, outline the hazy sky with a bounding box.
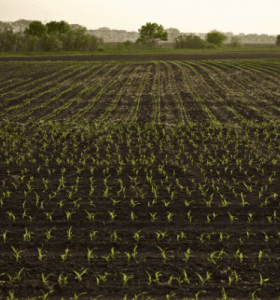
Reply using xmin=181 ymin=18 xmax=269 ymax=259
xmin=2 ymin=0 xmax=279 ymax=36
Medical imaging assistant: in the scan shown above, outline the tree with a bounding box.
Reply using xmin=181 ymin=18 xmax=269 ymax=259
xmin=228 ymin=36 xmax=244 ymax=48
xmin=39 ymin=33 xmax=63 ymax=52
xmin=165 ymin=28 xmax=180 ymax=43
xmin=22 ymin=20 xmax=74 ymax=51
xmin=45 ymin=21 xmax=72 ymax=37
xmin=276 ymin=35 xmax=280 ymax=47
xmin=23 ymin=20 xmax=72 ymax=40
xmin=218 ymin=32 xmax=234 ymax=44
xmin=69 ymin=24 xmax=88 ymax=32
xmin=57 ymin=27 xmax=96 ymax=51
xmin=10 ymin=19 xmax=34 ymax=35
xmin=98 ymin=27 xmax=110 ymax=31
xmin=0 ymin=28 xmax=18 ymax=51
xmin=0 ymin=21 xmax=15 ymax=34
xmin=23 ymin=21 xmax=49 ymax=39
xmin=205 ymin=29 xmax=227 ymax=47
xmin=136 ymin=22 xmax=168 ymax=49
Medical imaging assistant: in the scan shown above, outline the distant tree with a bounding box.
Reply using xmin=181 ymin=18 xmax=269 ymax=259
xmin=10 ymin=19 xmax=34 ymax=35
xmin=220 ymin=32 xmax=234 ymax=43
xmin=0 ymin=19 xmax=37 ymax=36
xmin=205 ymin=29 xmax=227 ymax=47
xmin=245 ymin=34 xmax=258 ymax=42
xmin=21 ymin=34 xmax=42 ymax=52
xmin=228 ymin=36 xmax=244 ymax=48
xmin=225 ymin=32 xmax=234 ymax=38
xmin=22 ymin=20 xmax=74 ymax=51
xmin=39 ymin=33 xmax=64 ymax=52
xmin=0 ymin=21 xmax=15 ymax=34
xmin=276 ymin=35 xmax=280 ymax=47
xmin=23 ymin=20 xmax=72 ymax=39
xmin=173 ymin=33 xmax=217 ymax=50
xmin=57 ymin=27 xmax=98 ymax=51
xmin=136 ymin=22 xmax=168 ymax=49
xmin=69 ymin=24 xmax=87 ymax=32
xmin=0 ymin=28 xmax=18 ymax=51
xmin=23 ymin=21 xmax=49 ymax=39
xmin=165 ymin=28 xmax=180 ymax=43
xmin=98 ymin=27 xmax=111 ymax=31
xmin=45 ymin=21 xmax=72 ymax=37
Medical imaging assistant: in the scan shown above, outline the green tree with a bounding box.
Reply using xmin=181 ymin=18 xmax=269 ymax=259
xmin=39 ymin=33 xmax=63 ymax=52
xmin=22 ymin=34 xmax=42 ymax=51
xmin=45 ymin=20 xmax=72 ymax=37
xmin=23 ymin=20 xmax=72 ymax=39
xmin=22 ymin=20 xmax=73 ymax=52
xmin=57 ymin=27 xmax=99 ymax=51
xmin=136 ymin=22 xmax=168 ymax=49
xmin=23 ymin=21 xmax=49 ymax=39
xmin=58 ymin=27 xmax=86 ymax=51
xmin=0 ymin=28 xmax=18 ymax=51
xmin=173 ymin=33 xmax=218 ymax=50
xmin=276 ymin=35 xmax=280 ymax=47
xmin=205 ymin=29 xmax=227 ymax=47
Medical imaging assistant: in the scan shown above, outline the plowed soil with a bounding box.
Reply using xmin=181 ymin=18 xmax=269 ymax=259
xmin=0 ymin=53 xmax=280 ymax=300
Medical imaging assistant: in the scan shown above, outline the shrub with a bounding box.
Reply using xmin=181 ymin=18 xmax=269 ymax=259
xmin=228 ymin=36 xmax=244 ymax=48
xmin=122 ymin=40 xmax=134 ymax=48
xmin=173 ymin=34 xmax=201 ymax=49
xmin=276 ymin=35 xmax=280 ymax=48
xmin=200 ymin=41 xmax=219 ymax=49
xmin=97 ymin=47 xmax=105 ymax=52
xmin=184 ymin=35 xmax=205 ymax=49
xmin=120 ymin=40 xmax=141 ymax=52
xmin=205 ymin=30 xmax=227 ymax=47
xmin=133 ymin=35 xmax=166 ymax=50
xmin=173 ymin=34 xmax=219 ymax=50
xmin=111 ymin=42 xmax=125 ymax=51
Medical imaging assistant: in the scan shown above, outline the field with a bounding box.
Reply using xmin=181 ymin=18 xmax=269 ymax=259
xmin=0 ymin=44 xmax=280 ymax=300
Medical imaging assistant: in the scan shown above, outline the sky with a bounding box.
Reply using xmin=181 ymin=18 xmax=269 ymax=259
xmin=1 ymin=0 xmax=279 ymax=36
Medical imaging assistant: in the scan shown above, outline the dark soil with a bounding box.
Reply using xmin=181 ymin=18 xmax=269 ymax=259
xmin=1 ymin=120 xmax=280 ymax=300
xmin=0 ymin=56 xmax=280 ymax=300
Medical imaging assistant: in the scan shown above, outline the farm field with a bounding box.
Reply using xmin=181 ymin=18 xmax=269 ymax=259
xmin=0 ymin=47 xmax=280 ymax=63
xmin=0 ymin=48 xmax=280 ymax=300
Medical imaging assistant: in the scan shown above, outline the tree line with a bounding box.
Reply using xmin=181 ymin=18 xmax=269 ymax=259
xmin=0 ymin=20 xmax=105 ymax=52
xmin=0 ymin=21 xmax=279 ymax=53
